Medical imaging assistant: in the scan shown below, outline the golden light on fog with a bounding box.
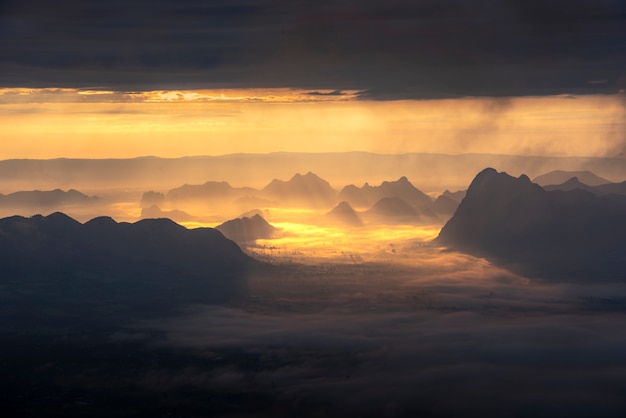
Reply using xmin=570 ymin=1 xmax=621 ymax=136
xmin=0 ymin=88 xmax=624 ymax=159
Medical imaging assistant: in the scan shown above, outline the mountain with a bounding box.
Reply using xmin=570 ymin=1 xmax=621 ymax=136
xmin=216 ymin=214 xmax=277 ymax=243
xmin=593 ymin=180 xmax=626 ymax=196
xmin=433 ymin=194 xmax=460 ymax=216
xmin=0 ymin=188 xmax=97 ymax=207
xmin=325 ymin=201 xmax=362 ymax=226
xmin=442 ymin=189 xmax=466 ymax=202
xmin=339 ymin=176 xmax=433 ymax=210
xmin=0 ymin=213 xmax=252 ymax=308
xmin=140 ymin=204 xmax=195 ymax=222
xmin=166 ymin=181 xmax=258 ymax=203
xmin=533 ymin=170 xmax=611 ymax=187
xmin=2 ymin=153 xmax=626 ymax=194
xmin=543 ymin=178 xmax=626 ymax=197
xmin=261 ymin=172 xmax=338 ymax=208
xmin=542 ymin=177 xmax=597 ymax=193
xmin=437 ymin=168 xmax=626 ymax=280
xmin=365 ymin=197 xmax=420 ymax=223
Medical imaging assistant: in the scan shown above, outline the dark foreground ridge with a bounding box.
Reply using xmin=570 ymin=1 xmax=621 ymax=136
xmin=437 ymin=168 xmax=626 ymax=281
xmin=0 ymin=213 xmax=252 ymax=317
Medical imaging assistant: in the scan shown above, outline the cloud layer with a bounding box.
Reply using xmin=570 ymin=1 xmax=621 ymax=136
xmin=2 ymin=0 xmax=626 ymax=98
xmin=131 ymin=257 xmax=626 ymax=417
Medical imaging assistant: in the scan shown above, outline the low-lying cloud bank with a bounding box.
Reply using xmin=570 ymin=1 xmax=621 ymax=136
xmin=133 ymin=257 xmax=626 ymax=418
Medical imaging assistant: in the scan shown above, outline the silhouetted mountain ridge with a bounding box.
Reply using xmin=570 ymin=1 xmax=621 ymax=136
xmin=0 ymin=188 xmax=97 ymax=207
xmin=0 ymin=213 xmax=252 ymax=307
xmin=533 ymin=170 xmax=611 ymax=187
xmin=261 ymin=172 xmax=337 ymax=207
xmin=326 ymin=201 xmax=363 ymax=226
xmin=437 ymin=168 xmax=626 ymax=280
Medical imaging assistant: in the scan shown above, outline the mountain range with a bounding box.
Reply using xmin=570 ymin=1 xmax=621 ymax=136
xmin=543 ymin=177 xmax=626 ymax=196
xmin=0 ymin=213 xmax=252 ymax=311
xmin=0 ymin=189 xmax=97 ymax=207
xmin=2 ymin=153 xmax=625 ymax=193
xmin=437 ymin=168 xmax=626 ymax=281
xmin=533 ymin=170 xmax=611 ymax=187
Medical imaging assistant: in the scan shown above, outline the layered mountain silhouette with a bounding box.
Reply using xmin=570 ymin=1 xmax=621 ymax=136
xmin=325 ymin=201 xmax=362 ymax=226
xmin=0 ymin=189 xmax=97 ymax=207
xmin=543 ymin=177 xmax=626 ymax=196
xmin=0 ymin=213 xmax=252 ymax=309
xmin=216 ymin=214 xmax=277 ymax=243
xmin=339 ymin=176 xmax=443 ymax=223
xmin=140 ymin=204 xmax=195 ymax=222
xmin=441 ymin=189 xmax=466 ymax=202
xmin=533 ymin=170 xmax=611 ymax=187
xmin=437 ymin=168 xmax=626 ymax=280
xmin=365 ymin=197 xmax=421 ymax=223
xmin=592 ymin=180 xmax=626 ymax=196
xmin=433 ymin=194 xmax=461 ymax=216
xmin=165 ymin=181 xmax=257 ymax=203
xmin=261 ymin=172 xmax=338 ymax=208
xmin=339 ymin=176 xmax=432 ymax=209
xmin=543 ymin=177 xmax=598 ymax=193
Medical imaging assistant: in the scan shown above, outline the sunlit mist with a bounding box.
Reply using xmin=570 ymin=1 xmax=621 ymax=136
xmin=1 ymin=88 xmax=624 ymax=159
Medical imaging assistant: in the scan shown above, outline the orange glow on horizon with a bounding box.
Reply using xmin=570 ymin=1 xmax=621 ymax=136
xmin=0 ymin=88 xmax=624 ymax=159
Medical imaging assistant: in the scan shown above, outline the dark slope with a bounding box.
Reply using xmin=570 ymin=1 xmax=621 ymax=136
xmin=0 ymin=213 xmax=252 ymax=311
xmin=325 ymin=201 xmax=363 ymax=226
xmin=533 ymin=170 xmax=611 ymax=187
xmin=262 ymin=172 xmax=337 ymax=208
xmin=437 ymin=168 xmax=626 ymax=281
xmin=216 ymin=214 xmax=277 ymax=243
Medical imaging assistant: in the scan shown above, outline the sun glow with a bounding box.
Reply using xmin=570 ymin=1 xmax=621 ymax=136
xmin=0 ymin=88 xmax=624 ymax=159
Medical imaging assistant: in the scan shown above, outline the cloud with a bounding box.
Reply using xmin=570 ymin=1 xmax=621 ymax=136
xmin=127 ymin=253 xmax=626 ymax=417
xmin=1 ymin=0 xmax=625 ymax=98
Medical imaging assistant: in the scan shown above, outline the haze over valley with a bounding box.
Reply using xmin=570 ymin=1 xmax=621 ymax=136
xmin=3 ymin=0 xmax=626 ymax=416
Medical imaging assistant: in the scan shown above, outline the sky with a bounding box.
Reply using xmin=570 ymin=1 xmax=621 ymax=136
xmin=1 ymin=0 xmax=626 ymax=158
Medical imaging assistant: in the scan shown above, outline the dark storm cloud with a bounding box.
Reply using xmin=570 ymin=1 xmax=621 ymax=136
xmin=1 ymin=0 xmax=626 ymax=98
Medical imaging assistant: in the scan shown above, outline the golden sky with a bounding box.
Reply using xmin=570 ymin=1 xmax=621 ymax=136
xmin=1 ymin=88 xmax=624 ymax=159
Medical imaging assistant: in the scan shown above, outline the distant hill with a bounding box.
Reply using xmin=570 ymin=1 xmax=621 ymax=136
xmin=365 ymin=197 xmax=420 ymax=223
xmin=2 ymin=154 xmax=626 ymax=194
xmin=339 ymin=176 xmax=433 ymax=210
xmin=593 ymin=180 xmax=626 ymax=196
xmin=140 ymin=204 xmax=195 ymax=222
xmin=543 ymin=177 xmax=626 ymax=197
xmin=0 ymin=213 xmax=252 ymax=309
xmin=261 ymin=172 xmax=337 ymax=208
xmin=437 ymin=168 xmax=626 ymax=281
xmin=0 ymin=189 xmax=97 ymax=207
xmin=216 ymin=214 xmax=276 ymax=243
xmin=533 ymin=170 xmax=611 ymax=187
xmin=433 ymin=194 xmax=460 ymax=216
xmin=441 ymin=189 xmax=466 ymax=202
xmin=325 ymin=201 xmax=362 ymax=226
xmin=166 ymin=181 xmax=258 ymax=202
xmin=543 ymin=177 xmax=597 ymax=193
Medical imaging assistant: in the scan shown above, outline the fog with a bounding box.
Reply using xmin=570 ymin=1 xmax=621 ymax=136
xmin=3 ymin=160 xmax=626 ymax=417
xmin=124 ymin=244 xmax=626 ymax=417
